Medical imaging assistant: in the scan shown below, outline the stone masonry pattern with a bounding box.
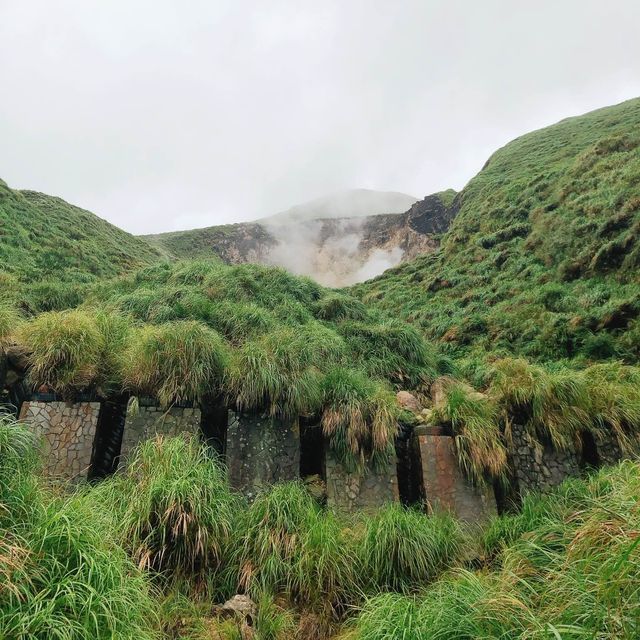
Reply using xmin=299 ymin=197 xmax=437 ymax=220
xmin=19 ymin=400 xmax=99 ymax=481
xmin=119 ymin=405 xmax=202 ymax=465
xmin=325 ymin=451 xmax=399 ymax=511
xmin=226 ymin=411 xmax=300 ymax=500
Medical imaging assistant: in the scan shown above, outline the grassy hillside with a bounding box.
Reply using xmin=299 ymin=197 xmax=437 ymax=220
xmin=0 ymin=180 xmax=161 ymax=282
xmin=353 ymin=98 xmax=640 ymax=367
xmin=144 ymin=221 xmax=274 ymax=261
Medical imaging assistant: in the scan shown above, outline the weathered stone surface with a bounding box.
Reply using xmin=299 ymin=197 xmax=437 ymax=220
xmin=396 ymin=390 xmax=422 ymax=413
xmin=226 ymin=411 xmax=300 ymax=500
xmin=508 ymin=424 xmax=579 ymax=495
xmin=325 ymin=450 xmax=398 ymax=511
xmin=119 ymin=404 xmax=202 ymax=465
xmin=220 ymin=595 xmax=256 ymax=620
xmin=19 ymin=400 xmax=100 ymax=481
xmin=417 ymin=431 xmax=496 ymax=523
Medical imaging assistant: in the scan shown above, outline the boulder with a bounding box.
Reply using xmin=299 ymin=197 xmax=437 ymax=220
xmin=220 ymin=595 xmax=256 ymax=623
xmin=396 ymin=390 xmax=422 ymax=413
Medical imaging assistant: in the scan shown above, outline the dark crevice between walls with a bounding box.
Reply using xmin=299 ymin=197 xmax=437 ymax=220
xmin=199 ymin=395 xmax=229 ymax=459
xmin=300 ymin=419 xmax=326 ymax=482
xmin=396 ymin=423 xmax=426 ymax=507
xmin=88 ymin=395 xmax=129 ymax=481
xmin=579 ymin=430 xmax=601 ymax=470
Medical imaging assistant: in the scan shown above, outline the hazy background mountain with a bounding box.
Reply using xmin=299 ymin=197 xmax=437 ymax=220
xmin=259 ymin=189 xmax=417 ymax=225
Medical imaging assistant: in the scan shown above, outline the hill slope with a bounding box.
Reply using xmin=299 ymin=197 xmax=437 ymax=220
xmin=353 ymin=98 xmax=640 ymax=365
xmin=0 ymin=180 xmax=161 ymax=282
xmin=144 ymin=190 xmax=454 ymax=286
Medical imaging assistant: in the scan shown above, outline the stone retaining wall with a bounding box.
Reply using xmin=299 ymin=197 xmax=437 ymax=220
xmin=508 ymin=424 xmax=580 ymax=495
xmin=119 ymin=404 xmax=202 ymax=465
xmin=508 ymin=424 xmax=624 ymax=496
xmin=226 ymin=411 xmax=300 ymax=500
xmin=19 ymin=400 xmax=100 ymax=481
xmin=416 ymin=426 xmax=496 ymax=522
xmin=325 ymin=451 xmax=399 ymax=511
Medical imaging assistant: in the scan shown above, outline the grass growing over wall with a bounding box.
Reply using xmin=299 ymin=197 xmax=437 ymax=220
xmin=122 ymin=321 xmax=230 ymax=406
xmin=3 ymin=258 xmax=443 ymax=465
xmin=433 ymin=358 xmax=640 ymax=484
xmin=96 ymin=436 xmax=237 ymax=580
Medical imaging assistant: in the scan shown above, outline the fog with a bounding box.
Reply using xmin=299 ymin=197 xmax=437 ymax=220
xmin=262 ymin=216 xmax=405 ymax=287
xmin=1 ymin=1 xmax=639 ymax=235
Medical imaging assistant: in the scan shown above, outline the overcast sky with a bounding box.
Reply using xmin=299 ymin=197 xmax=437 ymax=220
xmin=1 ymin=1 xmax=639 ymax=234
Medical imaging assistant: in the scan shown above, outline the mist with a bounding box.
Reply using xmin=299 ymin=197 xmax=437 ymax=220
xmin=1 ymin=1 xmax=639 ymax=234
xmin=261 ymin=216 xmax=403 ymax=287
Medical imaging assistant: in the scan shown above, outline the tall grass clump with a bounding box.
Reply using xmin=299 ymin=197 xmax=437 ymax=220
xmin=100 ymin=435 xmax=237 ymax=581
xmin=338 ymin=320 xmax=438 ymax=386
xmin=321 ymin=368 xmax=399 ymax=468
xmin=357 ymin=505 xmax=462 ymax=594
xmin=236 ymin=482 xmax=355 ymax=610
xmin=207 ymin=300 xmax=277 ymax=343
xmin=228 ymin=324 xmax=345 ymax=418
xmin=122 ymin=320 xmax=230 ymax=406
xmin=0 ymin=417 xmax=158 ymax=640
xmin=442 ymin=382 xmax=508 ymax=484
xmin=491 ymin=358 xmax=640 ymax=453
xmin=353 ymin=575 xmax=538 ymax=640
xmin=0 ymin=415 xmax=38 ymax=516
xmin=353 ymin=593 xmax=423 ymax=640
xmin=19 ymin=308 xmax=109 ymax=396
xmin=313 ymin=293 xmax=368 ymax=322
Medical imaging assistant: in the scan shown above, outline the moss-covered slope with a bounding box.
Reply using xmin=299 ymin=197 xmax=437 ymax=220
xmin=0 ymin=181 xmax=161 ymax=282
xmin=353 ymin=98 xmax=640 ymax=363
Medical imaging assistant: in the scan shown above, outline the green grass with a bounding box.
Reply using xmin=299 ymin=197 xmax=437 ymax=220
xmin=4 ymin=257 xmax=443 ymax=462
xmin=235 ymin=481 xmax=355 ymax=610
xmin=430 ymin=358 xmax=640 ymax=484
xmin=352 ymin=461 xmax=640 ymax=640
xmin=122 ymin=320 xmax=230 ymax=407
xmin=353 ymin=97 xmax=640 ymax=365
xmin=357 ymin=505 xmax=462 ymax=594
xmin=19 ymin=308 xmax=112 ymax=397
xmin=320 ymin=368 xmax=400 ymax=469
xmin=94 ymin=435 xmax=237 ymax=581
xmin=0 ymin=418 xmax=158 ymax=640
xmin=3 ymin=413 xmax=640 ymax=639
xmin=0 ymin=180 xmax=161 ymax=283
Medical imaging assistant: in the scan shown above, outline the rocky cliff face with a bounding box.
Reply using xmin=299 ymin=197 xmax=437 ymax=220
xmin=145 ymin=190 xmax=458 ymax=286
